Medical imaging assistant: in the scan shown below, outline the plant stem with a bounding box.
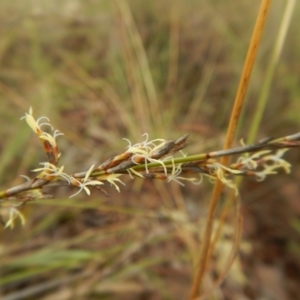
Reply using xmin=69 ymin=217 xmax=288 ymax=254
xmin=189 ymin=1 xmax=272 ymax=298
xmin=247 ymin=0 xmax=296 ymax=144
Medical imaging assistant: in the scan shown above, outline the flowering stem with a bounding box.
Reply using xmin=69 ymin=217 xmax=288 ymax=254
xmin=0 ymin=131 xmax=298 ymax=201
xmin=88 ymin=132 xmax=300 ymax=177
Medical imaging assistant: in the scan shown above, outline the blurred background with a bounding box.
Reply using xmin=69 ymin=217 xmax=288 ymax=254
xmin=1 ymin=0 xmax=300 ymax=299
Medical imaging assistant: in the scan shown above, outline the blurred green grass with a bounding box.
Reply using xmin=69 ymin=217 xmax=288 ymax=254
xmin=1 ymin=0 xmax=300 ymax=299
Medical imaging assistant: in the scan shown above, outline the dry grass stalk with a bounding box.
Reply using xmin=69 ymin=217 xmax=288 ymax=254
xmin=189 ymin=0 xmax=272 ymax=298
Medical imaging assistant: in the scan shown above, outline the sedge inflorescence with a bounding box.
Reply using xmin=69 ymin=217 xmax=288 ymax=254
xmin=0 ymin=108 xmax=299 ymax=229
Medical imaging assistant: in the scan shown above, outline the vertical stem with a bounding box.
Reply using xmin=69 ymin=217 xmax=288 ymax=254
xmin=208 ymin=2 xmax=295 ymax=292
xmin=189 ymin=1 xmax=272 ymax=298
xmin=247 ymin=0 xmax=296 ymax=144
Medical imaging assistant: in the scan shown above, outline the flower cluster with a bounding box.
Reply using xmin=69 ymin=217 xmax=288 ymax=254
xmin=21 ymin=107 xmax=63 ymax=165
xmin=1 ymin=108 xmax=300 ymax=229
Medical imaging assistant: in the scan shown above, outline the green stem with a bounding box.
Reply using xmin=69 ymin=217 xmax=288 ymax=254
xmin=247 ymin=0 xmax=296 ymax=144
